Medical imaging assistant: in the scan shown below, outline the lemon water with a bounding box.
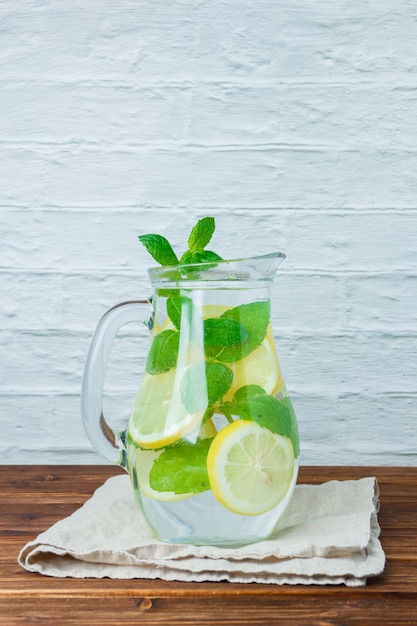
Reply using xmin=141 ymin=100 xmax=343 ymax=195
xmin=125 ymin=280 xmax=300 ymax=546
xmin=130 ymin=456 xmax=299 ymax=547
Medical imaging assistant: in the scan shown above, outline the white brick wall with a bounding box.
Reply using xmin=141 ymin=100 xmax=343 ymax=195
xmin=1 ymin=0 xmax=416 ymax=465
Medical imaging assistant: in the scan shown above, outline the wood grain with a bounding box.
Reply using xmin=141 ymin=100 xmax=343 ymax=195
xmin=1 ymin=465 xmax=416 ymax=625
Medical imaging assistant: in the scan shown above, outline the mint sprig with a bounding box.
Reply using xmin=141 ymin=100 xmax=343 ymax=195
xmin=138 ymin=217 xmax=223 ymax=268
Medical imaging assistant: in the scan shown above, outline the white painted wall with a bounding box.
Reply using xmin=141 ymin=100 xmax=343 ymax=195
xmin=1 ymin=0 xmax=416 ymax=465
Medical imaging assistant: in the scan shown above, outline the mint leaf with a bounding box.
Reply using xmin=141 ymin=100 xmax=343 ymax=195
xmin=188 ymin=217 xmax=215 ymax=252
xmin=179 ymin=249 xmax=223 ymax=272
xmin=138 ymin=234 xmax=179 ymax=266
xmin=206 ymin=362 xmax=233 ymax=404
xmin=146 ymin=329 xmax=179 ymax=374
xmin=198 ymin=250 xmax=223 ymax=263
xmin=180 ymin=361 xmax=233 ymax=413
xmin=204 ymin=317 xmax=248 ymax=350
xmin=139 ymin=217 xmax=223 ymax=272
xmin=166 ymin=295 xmax=192 ymax=330
xmin=214 ymin=301 xmax=270 ymax=363
xmin=166 ymin=296 xmax=182 ymax=329
xmin=281 ymin=396 xmax=300 ymax=457
xmin=179 ymin=218 xmax=223 ymax=268
xmin=233 ymin=384 xmax=266 ymax=402
xmin=227 ymin=385 xmax=299 ymax=453
xmin=233 ymin=394 xmax=292 ymax=437
xmin=202 ymin=405 xmax=215 ymax=424
xmin=149 ymin=438 xmax=213 ymax=494
xmin=179 ymin=250 xmax=202 ymax=265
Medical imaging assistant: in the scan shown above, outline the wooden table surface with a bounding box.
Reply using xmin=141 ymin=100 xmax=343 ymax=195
xmin=1 ymin=465 xmax=416 ymax=625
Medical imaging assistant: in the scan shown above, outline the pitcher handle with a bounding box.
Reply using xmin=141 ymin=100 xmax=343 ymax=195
xmin=81 ymin=300 xmax=151 ymax=467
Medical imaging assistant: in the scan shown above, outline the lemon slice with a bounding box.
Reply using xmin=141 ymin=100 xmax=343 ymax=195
xmin=128 ymin=414 xmax=217 ymax=501
xmin=207 ymin=420 xmax=294 ymax=516
xmin=128 ymin=369 xmax=203 ymax=449
xmin=224 ymin=326 xmax=284 ymax=401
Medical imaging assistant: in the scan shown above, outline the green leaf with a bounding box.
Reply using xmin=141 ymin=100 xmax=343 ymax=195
xmin=188 ymin=217 xmax=215 ymax=252
xmin=180 ymin=361 xmax=233 ymax=413
xmin=149 ymin=438 xmax=213 ymax=494
xmin=228 ymin=386 xmax=299 ymax=456
xmin=202 ymin=405 xmax=215 ymax=424
xmin=214 ymin=301 xmax=270 ymax=362
xmin=139 ymin=217 xmax=223 ymax=271
xmin=138 ymin=234 xmax=179 ymax=266
xmin=233 ymin=394 xmax=293 ymax=437
xmin=203 ymin=317 xmax=248 ymax=350
xmin=178 ymin=249 xmax=223 ymax=274
xmin=206 ymin=362 xmax=233 ymax=404
xmin=281 ymin=396 xmax=300 ymax=457
xmin=233 ymin=384 xmax=266 ymax=402
xmin=198 ymin=250 xmax=223 ymax=263
xmin=145 ymin=329 xmax=179 ymax=374
xmin=166 ymin=295 xmax=192 ymax=330
xmin=178 ymin=250 xmax=202 ymax=265
xmin=156 ymin=288 xmax=179 ymax=298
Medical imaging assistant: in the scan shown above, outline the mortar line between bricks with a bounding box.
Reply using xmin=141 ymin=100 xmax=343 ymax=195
xmin=3 ymin=140 xmax=417 ymax=154
xmin=2 ymin=205 xmax=417 ymax=214
xmin=1 ymin=77 xmax=417 ymax=88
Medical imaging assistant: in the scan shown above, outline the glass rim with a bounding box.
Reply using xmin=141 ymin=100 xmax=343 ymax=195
xmin=148 ymin=251 xmax=286 ymax=277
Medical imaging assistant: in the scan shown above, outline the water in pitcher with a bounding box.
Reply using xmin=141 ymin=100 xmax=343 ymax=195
xmin=125 ymin=281 xmax=300 ymax=547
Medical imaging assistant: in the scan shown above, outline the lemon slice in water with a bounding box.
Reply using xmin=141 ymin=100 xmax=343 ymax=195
xmin=129 ymin=418 xmax=217 ymax=502
xmin=207 ymin=420 xmax=294 ymax=516
xmin=128 ymin=368 xmax=203 ymax=449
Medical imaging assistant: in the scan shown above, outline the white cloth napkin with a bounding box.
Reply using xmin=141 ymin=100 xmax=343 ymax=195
xmin=18 ymin=475 xmax=385 ymax=586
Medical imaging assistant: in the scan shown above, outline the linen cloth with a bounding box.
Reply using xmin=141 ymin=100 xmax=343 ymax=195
xmin=18 ymin=475 xmax=385 ymax=586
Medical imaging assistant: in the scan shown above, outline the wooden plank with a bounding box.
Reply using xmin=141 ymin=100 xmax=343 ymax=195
xmin=0 ymin=465 xmax=124 ymax=498
xmin=1 ymin=594 xmax=417 ymax=626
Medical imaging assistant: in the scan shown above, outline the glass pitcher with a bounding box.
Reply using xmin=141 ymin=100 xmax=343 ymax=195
xmin=81 ymin=252 xmax=299 ymax=547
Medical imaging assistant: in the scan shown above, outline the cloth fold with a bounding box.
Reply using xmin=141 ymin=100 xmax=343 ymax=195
xmin=18 ymin=475 xmax=385 ymax=586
